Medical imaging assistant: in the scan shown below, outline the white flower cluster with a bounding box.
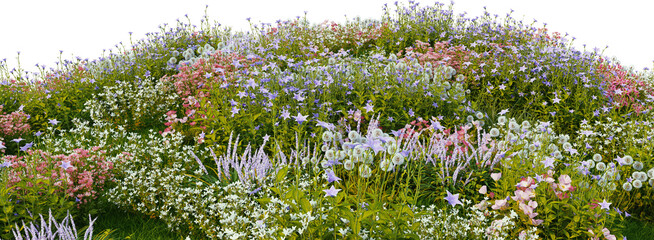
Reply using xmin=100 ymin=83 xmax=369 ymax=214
xmin=574 ymin=115 xmax=654 ymax=157
xmin=83 ymin=76 xmax=178 ymax=129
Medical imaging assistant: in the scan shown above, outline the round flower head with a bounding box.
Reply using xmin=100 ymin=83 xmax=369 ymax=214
xmin=359 ymin=164 xmax=372 ymax=178
xmin=648 ymin=168 xmax=654 ymax=179
xmin=322 ymin=131 xmax=333 ymax=142
xmin=321 ymin=144 xmax=329 ymax=152
xmin=528 ymin=144 xmax=537 ymax=152
xmin=596 ymin=162 xmax=607 ymax=171
xmin=521 ymin=120 xmax=531 ymax=129
xmin=548 ymin=143 xmax=558 ymax=152
xmin=324 ymin=149 xmax=335 ymax=161
xmin=353 ymin=146 xmax=364 ymax=157
xmin=593 ymin=153 xmax=603 ymax=162
xmin=372 ymin=128 xmax=383 ymax=139
xmin=337 ymin=151 xmax=347 ymax=160
xmin=608 ymin=182 xmax=617 ymax=191
xmin=586 ymin=160 xmax=595 ymax=169
xmin=622 ymin=182 xmax=633 ymax=192
xmin=391 ymin=152 xmax=405 ymax=166
xmin=476 ymin=112 xmax=484 ymax=119
xmin=497 ymin=116 xmax=507 ymax=125
xmin=637 ymin=172 xmax=648 ymax=182
xmin=379 ymin=159 xmax=394 ymax=172
xmin=334 ymin=132 xmax=343 ymax=141
xmin=509 ymin=119 xmax=520 ymax=131
xmin=343 ymin=159 xmax=354 ymax=171
xmin=562 ymin=142 xmax=572 ymax=151
xmin=348 ymin=131 xmax=359 ymax=142
xmin=386 ymin=141 xmax=397 ymax=155
xmin=633 ymin=180 xmax=643 ymax=189
xmin=490 ymin=128 xmax=500 ymax=137
xmin=631 ymin=172 xmax=640 ymax=179
xmin=633 ymin=161 xmax=643 ymax=171
xmin=623 ymin=155 xmax=634 ymax=165
xmin=467 ymin=115 xmax=475 ymax=123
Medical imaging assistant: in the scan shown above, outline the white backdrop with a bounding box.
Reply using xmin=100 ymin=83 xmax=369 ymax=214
xmin=1 ymin=0 xmax=652 ymax=75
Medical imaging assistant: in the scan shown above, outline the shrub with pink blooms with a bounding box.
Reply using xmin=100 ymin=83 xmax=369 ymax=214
xmin=0 ymin=105 xmax=30 ymax=142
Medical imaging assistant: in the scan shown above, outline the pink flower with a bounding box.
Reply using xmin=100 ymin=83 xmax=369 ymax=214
xmin=491 ymin=199 xmax=508 ymax=210
xmin=491 ymin=172 xmax=502 ymax=181
xmin=558 ymin=174 xmax=572 ymax=192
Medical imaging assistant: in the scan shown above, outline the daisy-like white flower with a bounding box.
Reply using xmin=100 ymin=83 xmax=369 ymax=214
xmin=622 ymin=182 xmax=633 ymax=192
xmin=632 ymin=180 xmax=643 ymax=189
xmin=632 ymin=161 xmax=644 ymax=171
xmin=593 ymin=153 xmax=603 ymax=162
xmin=391 ymin=152 xmax=404 ymax=166
xmin=359 ymin=164 xmax=372 ymax=178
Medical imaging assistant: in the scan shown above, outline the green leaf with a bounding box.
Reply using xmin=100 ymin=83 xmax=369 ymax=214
xmin=276 ymin=166 xmax=288 ymax=183
xmin=299 ymin=198 xmax=311 ymax=213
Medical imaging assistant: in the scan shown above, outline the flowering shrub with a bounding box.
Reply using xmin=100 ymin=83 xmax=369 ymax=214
xmin=0 ymin=105 xmax=30 ymax=141
xmin=83 ymin=76 xmax=179 ymax=132
xmin=2 ymin=147 xmax=114 ymax=205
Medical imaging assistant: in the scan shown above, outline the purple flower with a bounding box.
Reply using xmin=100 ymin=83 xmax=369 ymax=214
xmin=316 ymin=120 xmax=335 ymax=131
xmin=19 ymin=142 xmax=33 ymax=152
xmin=325 ymin=169 xmax=341 ymax=183
xmin=323 ymin=185 xmax=341 ymax=197
xmin=444 ymin=190 xmax=462 ymax=207
xmin=541 ymin=157 xmax=555 ymax=169
xmin=49 ymin=119 xmax=60 ymax=125
xmin=293 ymin=112 xmax=308 ymax=125
xmin=0 ymin=161 xmax=11 ymax=168
xmin=598 ymin=199 xmax=611 ymax=210
xmin=12 ymin=138 xmax=24 ymax=144
xmin=248 ymin=187 xmax=262 ymax=195
xmin=34 ymin=131 xmax=43 ymax=137
xmin=364 ymin=103 xmax=374 ymax=113
xmin=280 ymin=109 xmax=291 ymax=120
xmin=60 ymin=161 xmax=72 ymax=170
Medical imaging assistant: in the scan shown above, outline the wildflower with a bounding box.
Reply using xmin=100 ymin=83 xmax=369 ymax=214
xmin=596 ymin=162 xmax=607 ymax=171
xmin=491 ymin=172 xmax=502 ymax=181
xmin=323 ymin=186 xmax=341 ymax=197
xmin=293 ymin=112 xmax=309 ymax=124
xmin=391 ymin=152 xmax=404 ymax=165
xmin=622 ymin=182 xmax=632 ymax=192
xmin=633 ymin=161 xmax=644 ymax=171
xmin=379 ymin=159 xmax=394 ymax=172
xmin=0 ymin=160 xmax=11 ymax=168
xmin=623 ymin=155 xmax=634 ymax=165
xmin=359 ymin=164 xmax=372 ymax=178
xmin=593 ymin=153 xmax=602 ymax=162
xmin=479 ymin=185 xmax=487 ymax=194
xmin=343 ymin=160 xmax=354 ymax=171
xmin=491 ymin=199 xmax=508 ymax=210
xmin=12 ymin=138 xmax=24 ymax=144
xmin=60 ymin=161 xmax=72 ymax=170
xmin=48 ymin=119 xmax=60 ymax=125
xmin=19 ymin=142 xmax=33 ymax=151
xmin=541 ymin=157 xmax=555 ymax=169
xmin=598 ymin=199 xmax=611 ymax=210
xmin=632 ymin=180 xmax=643 ymax=189
xmin=444 ymin=190 xmax=463 ymax=207
xmin=322 ymin=131 xmax=333 ymax=142
xmin=497 ymin=116 xmax=507 ymax=125
xmin=489 ymin=128 xmax=500 ymax=137
xmin=325 ymin=169 xmax=341 ymax=183
xmin=648 ymin=168 xmax=654 ymax=179
xmin=364 ymin=102 xmax=374 ymax=113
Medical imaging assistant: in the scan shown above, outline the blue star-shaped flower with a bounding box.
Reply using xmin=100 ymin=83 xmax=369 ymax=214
xmin=444 ymin=190 xmax=463 ymax=207
xmin=323 ymin=186 xmax=341 ymax=197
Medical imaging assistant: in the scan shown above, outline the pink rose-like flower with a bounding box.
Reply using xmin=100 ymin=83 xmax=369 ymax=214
xmin=512 ymin=188 xmax=535 ymax=202
xmin=491 ymin=199 xmax=508 ymax=210
xmin=491 ymin=172 xmax=502 ymax=181
xmin=558 ymin=174 xmax=572 ymax=192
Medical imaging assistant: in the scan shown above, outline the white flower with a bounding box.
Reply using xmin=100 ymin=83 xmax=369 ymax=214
xmin=586 ymin=160 xmax=595 ymax=169
xmin=562 ymin=142 xmax=572 ymax=151
xmin=509 ymin=120 xmax=520 ymax=132
xmin=343 ymin=160 xmax=354 ymax=171
xmin=650 ymin=179 xmax=654 ymax=187
xmin=324 ymin=149 xmax=335 ymax=161
xmin=596 ymin=162 xmax=606 ymax=171
xmin=476 ymin=112 xmax=484 ymax=119
xmin=348 ymin=131 xmax=359 ymax=141
xmin=359 ymin=164 xmax=372 ymax=178
xmin=593 ymin=153 xmax=603 ymax=162
xmin=489 ymin=128 xmax=500 ymax=137
xmin=623 ymin=182 xmax=633 ymax=192
xmin=623 ymin=155 xmax=634 ymax=165
xmin=322 ymin=131 xmax=333 ymax=142
xmin=372 ymin=129 xmax=383 ymax=139
xmin=521 ymin=120 xmax=531 ymax=129
xmin=379 ymin=159 xmax=394 ymax=172
xmin=497 ymin=116 xmax=507 ymax=125
xmin=633 ymin=180 xmax=643 ymax=189
xmin=391 ymin=153 xmax=405 ymax=166
xmin=467 ymin=115 xmax=475 ymax=123
xmin=648 ymin=168 xmax=654 ymax=179
xmin=633 ymin=161 xmax=643 ymax=171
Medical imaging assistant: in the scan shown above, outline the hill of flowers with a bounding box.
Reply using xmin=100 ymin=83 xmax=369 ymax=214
xmin=1 ymin=1 xmax=654 ymax=239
